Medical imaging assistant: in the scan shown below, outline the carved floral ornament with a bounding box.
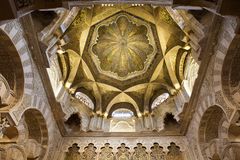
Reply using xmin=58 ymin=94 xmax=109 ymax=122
xmin=89 ymin=13 xmax=157 ymax=81
xmin=99 ymin=143 xmax=114 ymax=160
xmin=65 ymin=142 xmax=184 ymax=160
xmin=57 ymin=7 xmax=193 ymax=125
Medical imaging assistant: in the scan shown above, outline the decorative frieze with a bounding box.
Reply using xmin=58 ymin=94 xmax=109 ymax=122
xmin=62 ymin=136 xmax=190 ymax=160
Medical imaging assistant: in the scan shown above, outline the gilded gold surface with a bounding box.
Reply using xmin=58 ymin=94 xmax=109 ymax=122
xmin=59 ymin=6 xmax=190 ymax=114
xmin=89 ymin=13 xmax=156 ymax=80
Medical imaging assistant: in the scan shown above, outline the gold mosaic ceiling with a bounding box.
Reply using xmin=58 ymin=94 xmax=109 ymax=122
xmin=90 ymin=13 xmax=157 ymax=80
xmin=58 ymin=5 xmax=190 ymax=115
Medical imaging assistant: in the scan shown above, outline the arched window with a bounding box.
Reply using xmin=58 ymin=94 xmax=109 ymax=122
xmin=151 ymin=93 xmax=170 ymax=109
xmin=110 ymin=108 xmax=135 ymax=132
xmin=75 ymin=92 xmax=94 ymax=110
xmin=112 ymin=108 xmax=134 ymax=119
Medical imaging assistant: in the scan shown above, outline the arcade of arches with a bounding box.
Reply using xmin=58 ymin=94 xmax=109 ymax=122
xmin=0 ymin=1 xmax=240 ymax=160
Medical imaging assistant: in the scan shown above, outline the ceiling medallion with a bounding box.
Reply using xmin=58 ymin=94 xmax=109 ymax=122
xmin=89 ymin=12 xmax=157 ymax=81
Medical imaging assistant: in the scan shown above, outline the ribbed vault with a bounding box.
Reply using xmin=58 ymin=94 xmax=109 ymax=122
xmin=57 ymin=5 xmax=191 ymax=117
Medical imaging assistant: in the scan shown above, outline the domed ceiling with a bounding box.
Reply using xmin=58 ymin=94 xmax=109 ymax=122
xmin=58 ymin=5 xmax=190 ymax=116
xmin=89 ymin=12 xmax=159 ymax=80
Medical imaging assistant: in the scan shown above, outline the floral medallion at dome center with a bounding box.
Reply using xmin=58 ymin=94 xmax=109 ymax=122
xmin=88 ymin=13 xmax=158 ymax=81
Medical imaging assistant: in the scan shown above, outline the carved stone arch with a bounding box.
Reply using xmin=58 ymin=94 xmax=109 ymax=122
xmin=198 ymin=105 xmax=229 ymax=143
xmin=188 ymin=94 xmax=231 ymax=159
xmin=23 ymin=109 xmax=48 ymax=145
xmin=221 ymin=36 xmax=240 ymax=107
xmin=0 ymin=20 xmax=34 ymax=96
xmin=198 ymin=105 xmax=227 ymax=143
xmin=199 ymin=105 xmax=226 ymax=142
xmin=0 ymin=29 xmax=24 ymax=107
xmin=212 ymin=17 xmax=238 ymax=119
xmin=17 ymin=116 xmax=43 ymax=158
xmin=190 ymin=94 xmax=222 ymax=137
xmin=20 ymin=108 xmax=49 ymax=160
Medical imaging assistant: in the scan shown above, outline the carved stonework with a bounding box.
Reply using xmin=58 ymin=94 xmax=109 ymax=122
xmin=166 ymin=142 xmax=183 ymax=160
xmin=89 ymin=12 xmax=158 ymax=81
xmin=150 ymin=143 xmax=166 ymax=160
xmin=65 ymin=143 xmax=81 ymax=160
xmin=14 ymin=0 xmax=34 ymax=10
xmin=0 ymin=117 xmax=10 ymax=139
xmin=132 ymin=143 xmax=148 ymax=160
xmin=99 ymin=143 xmax=114 ymax=160
xmin=6 ymin=146 xmax=25 ymax=160
xmin=116 ymin=143 xmax=131 ymax=160
xmin=0 ymin=74 xmax=15 ymax=108
xmin=215 ymin=91 xmax=234 ymax=119
xmin=81 ymin=143 xmax=97 ymax=160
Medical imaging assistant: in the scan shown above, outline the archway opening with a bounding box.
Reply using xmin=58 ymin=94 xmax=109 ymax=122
xmin=0 ymin=29 xmax=24 ymax=108
xmin=222 ymin=37 xmax=240 ymax=105
xmin=199 ymin=105 xmax=226 ymax=143
xmin=23 ymin=109 xmax=48 ymax=159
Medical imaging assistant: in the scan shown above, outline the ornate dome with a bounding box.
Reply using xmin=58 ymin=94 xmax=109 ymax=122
xmin=57 ymin=6 xmax=190 ymax=117
xmin=90 ymin=14 xmax=156 ymax=80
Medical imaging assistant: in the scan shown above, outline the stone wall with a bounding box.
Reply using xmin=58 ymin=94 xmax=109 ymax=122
xmin=186 ymin=15 xmax=240 ymax=160
xmin=56 ymin=136 xmax=194 ymax=160
xmin=0 ymin=19 xmax=61 ymax=160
